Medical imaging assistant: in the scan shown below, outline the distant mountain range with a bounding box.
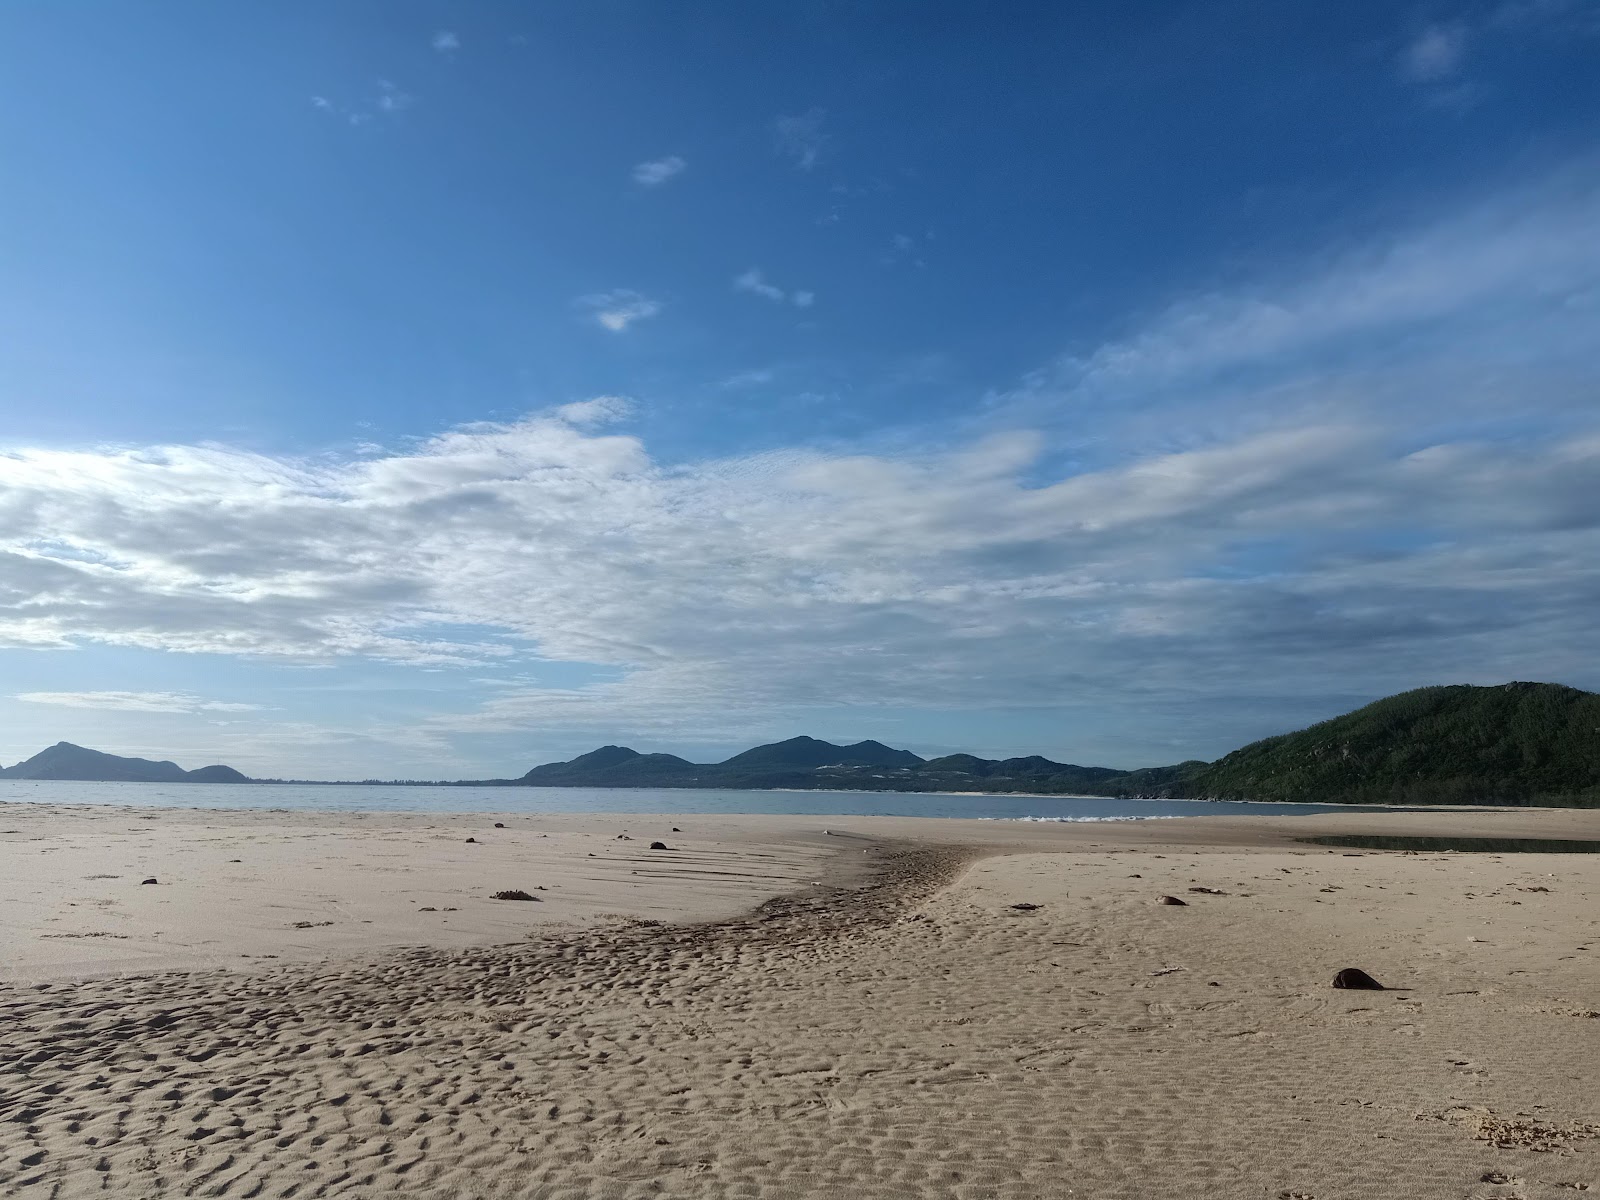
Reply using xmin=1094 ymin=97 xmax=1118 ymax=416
xmin=507 ymin=685 xmax=1600 ymax=806
xmin=4 ymin=684 xmax=1597 ymax=806
xmin=516 ymin=736 xmax=928 ymax=789
xmin=0 ymin=742 xmax=251 ymax=784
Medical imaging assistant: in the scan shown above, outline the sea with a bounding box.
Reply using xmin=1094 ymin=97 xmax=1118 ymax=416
xmin=0 ymin=779 xmax=1384 ymax=821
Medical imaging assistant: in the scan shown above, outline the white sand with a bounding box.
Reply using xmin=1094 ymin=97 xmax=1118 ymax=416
xmin=2 ymin=800 xmax=1597 ymax=1197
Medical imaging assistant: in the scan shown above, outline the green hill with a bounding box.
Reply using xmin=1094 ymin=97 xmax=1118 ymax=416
xmin=719 ymin=736 xmax=925 ymax=770
xmin=1193 ymin=683 xmax=1600 ymax=806
xmin=520 ymin=745 xmax=700 ymax=785
xmin=185 ymin=764 xmax=252 ymax=783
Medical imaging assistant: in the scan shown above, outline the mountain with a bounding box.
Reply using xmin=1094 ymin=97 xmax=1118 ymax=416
xmin=1191 ymin=683 xmax=1600 ymax=806
xmin=1093 ymin=761 xmax=1209 ymax=798
xmin=520 ymin=745 xmax=700 ymax=786
xmin=514 ymin=738 xmax=1149 ymax=794
xmin=908 ymin=753 xmax=1134 ymax=794
xmin=509 ymin=684 xmax=1600 ymax=806
xmin=720 ymin=736 xmax=925 ymax=770
xmin=185 ymin=764 xmax=252 ymax=783
xmin=524 ymin=745 xmax=648 ymax=776
xmin=0 ymin=742 xmax=252 ymax=783
xmin=920 ymin=753 xmax=999 ymax=776
xmin=16 ymin=682 xmax=1597 ymax=805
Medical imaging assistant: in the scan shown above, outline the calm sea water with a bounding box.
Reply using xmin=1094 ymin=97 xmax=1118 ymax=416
xmin=0 ymin=779 xmax=1381 ymax=821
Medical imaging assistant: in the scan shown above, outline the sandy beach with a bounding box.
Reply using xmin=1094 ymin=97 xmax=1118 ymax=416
xmin=2 ymin=801 xmax=1597 ymax=1198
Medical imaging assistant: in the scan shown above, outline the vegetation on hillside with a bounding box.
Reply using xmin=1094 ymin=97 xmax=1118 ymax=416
xmin=1192 ymin=683 xmax=1600 ymax=807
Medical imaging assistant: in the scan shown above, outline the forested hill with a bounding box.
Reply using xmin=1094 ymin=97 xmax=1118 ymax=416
xmin=507 ymin=684 xmax=1600 ymax=806
xmin=1191 ymin=683 xmax=1600 ymax=806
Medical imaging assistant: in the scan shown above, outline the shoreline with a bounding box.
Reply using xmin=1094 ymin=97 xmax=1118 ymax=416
xmin=8 ymin=774 xmax=1593 ymax=807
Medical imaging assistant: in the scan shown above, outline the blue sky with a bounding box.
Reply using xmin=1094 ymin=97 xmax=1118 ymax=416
xmin=1 ymin=1 xmax=1598 ymax=778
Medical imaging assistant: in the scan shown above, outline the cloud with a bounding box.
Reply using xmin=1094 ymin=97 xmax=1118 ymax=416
xmin=632 ymin=155 xmax=686 ymax=186
xmin=3 ymin=165 xmax=1597 ymax=760
xmin=1401 ymin=24 xmax=1468 ymax=81
xmin=375 ymin=80 xmax=412 ymax=113
xmin=2 ymin=399 xmax=1597 ymax=748
xmin=883 ymin=232 xmax=928 ymax=268
xmin=16 ymin=691 xmax=263 ymax=714
xmin=576 ymin=290 xmax=662 ymax=332
xmin=773 ymin=108 xmax=829 ymax=170
xmin=1013 ymin=163 xmax=1600 ymax=419
xmin=554 ymin=396 xmax=634 ymax=425
xmin=310 ymin=81 xmax=415 ymax=126
xmin=734 ymin=268 xmax=785 ymax=302
xmin=431 ymin=30 xmax=460 ymax=53
xmin=734 ymin=269 xmax=815 ymax=307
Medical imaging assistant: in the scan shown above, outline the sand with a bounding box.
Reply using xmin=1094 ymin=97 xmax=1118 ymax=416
xmin=2 ymin=801 xmax=1597 ymax=1198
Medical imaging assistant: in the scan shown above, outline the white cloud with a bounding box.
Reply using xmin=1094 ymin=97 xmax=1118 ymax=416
xmin=632 ymin=155 xmax=686 ymax=186
xmin=16 ymin=691 xmax=263 ymax=714
xmin=375 ymin=80 xmax=412 ymax=113
xmin=1402 ymin=24 xmax=1468 ymax=80
xmin=773 ymin=108 xmax=828 ymax=170
xmin=883 ymin=232 xmax=928 ymax=268
xmin=310 ymin=81 xmax=415 ymax=126
xmin=1 ymin=402 xmax=1597 ymax=745
xmin=432 ymin=30 xmax=460 ymax=53
xmin=576 ymin=290 xmax=662 ymax=332
xmin=1024 ymin=165 xmax=1600 ymax=404
xmin=735 ymin=268 xmax=785 ymax=302
xmin=734 ymin=269 xmax=814 ymax=307
xmin=554 ymin=396 xmax=634 ymax=425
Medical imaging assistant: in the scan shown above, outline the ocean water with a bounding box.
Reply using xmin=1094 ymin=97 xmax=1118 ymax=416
xmin=0 ymin=779 xmax=1382 ymax=821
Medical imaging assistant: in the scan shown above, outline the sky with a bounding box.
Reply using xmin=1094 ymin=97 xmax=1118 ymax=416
xmin=1 ymin=1 xmax=1598 ymax=779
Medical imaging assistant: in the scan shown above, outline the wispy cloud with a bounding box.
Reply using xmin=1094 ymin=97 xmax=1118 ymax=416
xmin=632 ymin=155 xmax=686 ymax=186
xmin=554 ymin=396 xmax=634 ymax=425
xmin=721 ymin=368 xmax=778 ymax=388
xmin=374 ymin=80 xmax=412 ymax=113
xmin=773 ymin=108 xmax=829 ymax=171
xmin=734 ymin=269 xmax=815 ymax=307
xmin=1401 ymin=24 xmax=1468 ymax=81
xmin=576 ymin=290 xmax=662 ymax=332
xmin=734 ymin=268 xmax=785 ymax=301
xmin=1015 ymin=164 xmax=1600 ymax=413
xmin=311 ymin=80 xmax=415 ymax=126
xmin=431 ymin=30 xmax=460 ymax=54
xmin=16 ymin=691 xmax=263 ymax=714
xmin=882 ymin=232 xmax=928 ymax=268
